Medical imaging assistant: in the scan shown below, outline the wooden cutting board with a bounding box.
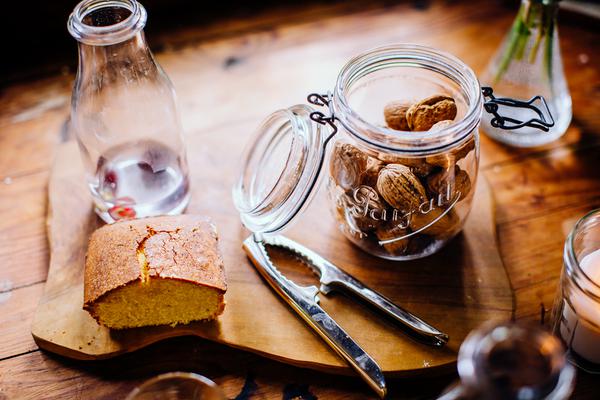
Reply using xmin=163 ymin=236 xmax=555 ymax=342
xmin=32 ymin=138 xmax=513 ymax=377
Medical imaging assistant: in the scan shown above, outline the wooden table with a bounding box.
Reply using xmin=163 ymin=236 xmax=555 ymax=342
xmin=1 ymin=1 xmax=599 ymax=398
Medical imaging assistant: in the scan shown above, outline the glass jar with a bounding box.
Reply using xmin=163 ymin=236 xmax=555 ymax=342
xmin=552 ymin=209 xmax=600 ymax=373
xmin=68 ymin=0 xmax=190 ymax=223
xmin=233 ymin=44 xmax=482 ymax=260
xmin=326 ymin=45 xmax=481 ymax=259
xmin=438 ymin=321 xmax=575 ymax=400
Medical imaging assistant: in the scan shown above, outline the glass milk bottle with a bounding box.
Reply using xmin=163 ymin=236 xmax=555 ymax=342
xmin=552 ymin=209 xmax=600 ymax=373
xmin=68 ymin=0 xmax=190 ymax=223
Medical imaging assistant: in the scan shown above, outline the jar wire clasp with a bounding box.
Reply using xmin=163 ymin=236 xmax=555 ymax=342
xmin=482 ymin=87 xmax=555 ymax=132
xmin=307 ymin=92 xmax=338 ymax=142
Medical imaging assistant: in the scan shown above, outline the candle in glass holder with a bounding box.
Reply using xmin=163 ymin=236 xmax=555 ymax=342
xmin=553 ymin=210 xmax=600 ymax=372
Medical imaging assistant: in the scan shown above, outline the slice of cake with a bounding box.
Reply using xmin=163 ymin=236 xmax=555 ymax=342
xmin=83 ymin=215 xmax=226 ymax=329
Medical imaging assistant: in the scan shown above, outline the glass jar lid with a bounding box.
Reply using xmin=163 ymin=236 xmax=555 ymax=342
xmin=233 ymin=104 xmax=328 ymax=235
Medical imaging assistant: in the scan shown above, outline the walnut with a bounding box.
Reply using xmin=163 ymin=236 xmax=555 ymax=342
xmin=411 ymin=208 xmax=460 ymax=237
xmin=383 ymin=101 xmax=411 ymax=131
xmin=429 ymin=119 xmax=454 ymax=132
xmin=362 ymin=157 xmax=385 ymax=188
xmin=330 ymin=185 xmax=350 ymax=222
xmin=426 ymin=136 xmax=475 ymax=168
xmin=455 ymin=170 xmax=472 ymax=200
xmin=377 ymin=153 xmax=425 ymax=167
xmin=376 ymin=164 xmax=427 ymax=211
xmin=411 ymin=163 xmax=437 ymax=178
xmin=330 ymin=143 xmax=368 ymax=190
xmin=346 ymin=186 xmax=388 ymax=232
xmin=375 ymin=223 xmax=410 ymax=256
xmin=425 ymin=153 xmax=455 ymax=169
xmin=406 ymin=95 xmax=457 ymax=131
xmin=426 ymin=165 xmax=471 ymax=201
xmin=453 ymin=136 xmax=476 ymax=162
xmin=375 ymin=154 xmax=435 ymax=178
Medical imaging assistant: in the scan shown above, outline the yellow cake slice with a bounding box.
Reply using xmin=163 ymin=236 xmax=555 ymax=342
xmin=83 ymin=215 xmax=226 ymax=329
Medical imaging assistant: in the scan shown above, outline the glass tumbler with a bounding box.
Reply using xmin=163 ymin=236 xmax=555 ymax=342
xmin=125 ymin=372 xmax=225 ymax=400
xmin=68 ymin=0 xmax=190 ymax=223
xmin=552 ymin=209 xmax=600 ymax=373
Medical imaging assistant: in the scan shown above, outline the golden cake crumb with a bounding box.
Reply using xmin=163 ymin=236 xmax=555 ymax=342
xmin=83 ymin=215 xmax=226 ymax=329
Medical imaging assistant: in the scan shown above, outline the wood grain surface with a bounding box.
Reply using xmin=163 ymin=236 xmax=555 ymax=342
xmin=1 ymin=0 xmax=599 ymax=399
xmin=33 ymin=136 xmax=511 ymax=377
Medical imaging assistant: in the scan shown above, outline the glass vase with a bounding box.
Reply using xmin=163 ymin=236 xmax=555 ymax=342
xmin=68 ymin=0 xmax=190 ymax=223
xmin=481 ymin=0 xmax=571 ymax=147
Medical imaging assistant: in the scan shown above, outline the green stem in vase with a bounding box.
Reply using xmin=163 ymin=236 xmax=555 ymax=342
xmin=494 ymin=3 xmax=528 ymax=83
xmin=528 ymin=24 xmax=544 ymax=63
xmin=544 ymin=4 xmax=555 ymax=82
xmin=514 ymin=3 xmax=533 ymax=61
xmin=528 ymin=4 xmax=545 ymax=63
xmin=493 ymin=0 xmax=558 ymax=84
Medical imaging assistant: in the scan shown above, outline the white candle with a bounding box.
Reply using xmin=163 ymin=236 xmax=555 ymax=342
xmin=559 ymin=248 xmax=600 ymax=364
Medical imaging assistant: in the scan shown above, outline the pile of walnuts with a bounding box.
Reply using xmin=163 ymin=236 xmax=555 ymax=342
xmin=384 ymin=94 xmax=457 ymax=132
xmin=329 ymin=94 xmax=475 ymax=257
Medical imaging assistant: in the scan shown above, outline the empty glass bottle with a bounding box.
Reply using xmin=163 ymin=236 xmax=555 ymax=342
xmin=68 ymin=0 xmax=190 ymax=223
xmin=481 ymin=0 xmax=571 ymax=147
xmin=438 ymin=322 xmax=575 ymax=400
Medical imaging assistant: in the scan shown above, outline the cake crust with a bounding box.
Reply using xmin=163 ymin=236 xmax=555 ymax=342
xmin=84 ymin=215 xmax=227 ymax=317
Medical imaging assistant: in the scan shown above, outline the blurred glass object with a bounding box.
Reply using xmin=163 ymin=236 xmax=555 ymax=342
xmin=437 ymin=321 xmax=575 ymax=400
xmin=125 ymin=372 xmax=225 ymax=400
